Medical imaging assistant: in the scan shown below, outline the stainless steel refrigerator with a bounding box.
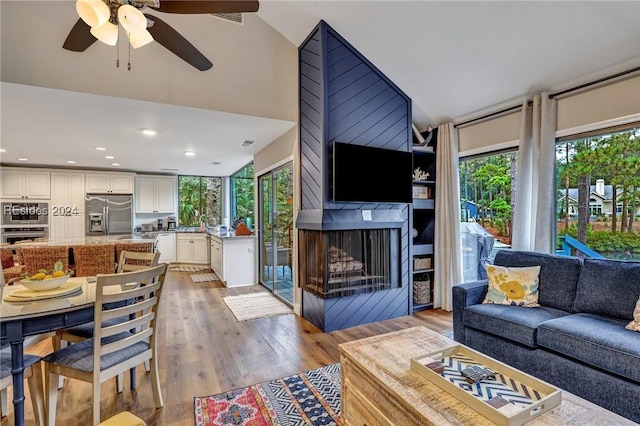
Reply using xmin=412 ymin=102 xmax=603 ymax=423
xmin=85 ymin=193 xmax=133 ymax=236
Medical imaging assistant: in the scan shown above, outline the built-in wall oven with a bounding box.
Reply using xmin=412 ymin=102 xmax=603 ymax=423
xmin=1 ymin=202 xmax=49 ymax=226
xmin=1 ymin=202 xmax=49 ymax=244
xmin=1 ymin=227 xmax=47 ymax=245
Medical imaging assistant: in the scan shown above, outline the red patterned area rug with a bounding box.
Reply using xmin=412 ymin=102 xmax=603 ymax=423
xmin=194 ymin=363 xmax=342 ymax=426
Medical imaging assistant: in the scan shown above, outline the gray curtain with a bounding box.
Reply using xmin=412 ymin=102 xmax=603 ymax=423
xmin=512 ymin=93 xmax=557 ymax=253
xmin=434 ymin=122 xmax=463 ymax=311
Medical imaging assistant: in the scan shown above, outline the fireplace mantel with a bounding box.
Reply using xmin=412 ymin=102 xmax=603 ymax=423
xmin=295 ymin=209 xmax=404 ymax=231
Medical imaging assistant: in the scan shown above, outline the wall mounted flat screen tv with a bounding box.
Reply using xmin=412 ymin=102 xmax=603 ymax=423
xmin=332 ymin=142 xmax=413 ymax=203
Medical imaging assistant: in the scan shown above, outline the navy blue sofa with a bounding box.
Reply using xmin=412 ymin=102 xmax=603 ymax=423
xmin=453 ymin=250 xmax=640 ymax=423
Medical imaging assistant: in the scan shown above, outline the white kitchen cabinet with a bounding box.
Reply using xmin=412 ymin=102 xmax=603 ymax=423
xmin=50 ymin=172 xmax=85 ymax=240
xmin=211 ymin=237 xmax=222 ymax=276
xmin=176 ymin=233 xmax=209 ymax=264
xmin=50 ymin=214 xmax=85 ymax=240
xmin=210 ymin=235 xmax=256 ymax=287
xmin=51 ymin=172 xmax=85 ymax=211
xmin=1 ymin=169 xmax=50 ymax=199
xmin=155 ymin=233 xmax=176 ymax=263
xmin=86 ymin=173 xmax=134 ymax=194
xmin=135 ymin=176 xmax=176 ymax=213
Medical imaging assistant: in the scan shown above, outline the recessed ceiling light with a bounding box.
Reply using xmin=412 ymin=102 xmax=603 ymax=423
xmin=184 ymin=151 xmax=195 ymax=157
xmin=111 ymin=163 xmax=120 ymax=166
xmin=0 ymin=149 xmax=6 ymax=153
xmin=105 ymin=155 xmax=115 ymax=160
xmin=17 ymin=157 xmax=29 ymax=161
xmin=66 ymin=160 xmax=76 ymax=164
xmin=95 ymin=147 xmax=107 ymax=151
xmin=141 ymin=128 xmax=157 ymax=136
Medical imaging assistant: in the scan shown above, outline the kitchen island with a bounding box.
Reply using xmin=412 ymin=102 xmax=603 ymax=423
xmin=209 ymin=233 xmax=256 ymax=287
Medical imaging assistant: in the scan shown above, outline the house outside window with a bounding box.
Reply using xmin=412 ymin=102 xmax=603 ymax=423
xmin=178 ymin=176 xmax=222 ymax=227
xmin=555 ymin=126 xmax=640 ymax=260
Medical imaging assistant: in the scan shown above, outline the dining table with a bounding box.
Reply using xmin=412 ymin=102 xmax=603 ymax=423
xmin=0 ymin=276 xmax=134 ymax=426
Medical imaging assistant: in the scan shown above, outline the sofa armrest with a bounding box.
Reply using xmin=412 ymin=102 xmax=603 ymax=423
xmin=452 ymin=280 xmax=488 ymax=344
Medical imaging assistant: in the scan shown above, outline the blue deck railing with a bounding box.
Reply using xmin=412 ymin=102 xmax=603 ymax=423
xmin=556 ymin=235 xmax=605 ymax=258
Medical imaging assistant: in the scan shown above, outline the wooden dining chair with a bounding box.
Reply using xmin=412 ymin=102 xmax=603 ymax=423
xmin=72 ymin=244 xmax=116 ymax=277
xmin=19 ymin=246 xmax=69 ymax=277
xmin=1 ymin=248 xmax=24 ymax=285
xmin=0 ymin=273 xmax=46 ymax=426
xmin=117 ymin=250 xmax=160 ymax=274
xmin=115 ymin=243 xmax=154 ymax=272
xmin=43 ymin=263 xmax=168 ymax=426
xmin=55 ymin=250 xmax=160 ymax=385
xmin=0 ymin=350 xmax=45 ymax=426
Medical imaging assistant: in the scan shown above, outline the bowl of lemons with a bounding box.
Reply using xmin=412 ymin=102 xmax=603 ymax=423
xmin=21 ymin=261 xmax=72 ymax=292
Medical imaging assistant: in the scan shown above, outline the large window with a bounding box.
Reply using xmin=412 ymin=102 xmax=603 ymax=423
xmin=178 ymin=176 xmax=222 ymax=227
xmin=555 ymin=126 xmax=640 ymax=260
xmin=230 ymin=162 xmax=254 ymax=229
xmin=460 ymin=150 xmax=518 ymax=245
xmin=459 ymin=151 xmax=517 ymax=280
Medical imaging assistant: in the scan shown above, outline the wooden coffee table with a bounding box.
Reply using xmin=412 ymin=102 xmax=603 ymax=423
xmin=339 ymin=326 xmax=635 ymax=425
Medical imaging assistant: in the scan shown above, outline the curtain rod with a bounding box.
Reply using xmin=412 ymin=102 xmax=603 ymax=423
xmin=454 ymin=66 xmax=640 ymax=129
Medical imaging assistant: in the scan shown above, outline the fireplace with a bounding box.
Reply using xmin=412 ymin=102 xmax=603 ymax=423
xmin=299 ymin=228 xmax=400 ymax=299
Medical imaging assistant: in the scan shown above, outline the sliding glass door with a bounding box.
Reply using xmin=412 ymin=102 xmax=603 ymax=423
xmin=258 ymin=162 xmax=294 ymax=304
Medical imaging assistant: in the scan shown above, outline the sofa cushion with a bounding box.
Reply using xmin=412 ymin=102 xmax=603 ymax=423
xmin=493 ymin=250 xmax=582 ymax=312
xmin=538 ymin=313 xmax=640 ymax=383
xmin=463 ymin=303 xmax=570 ymax=348
xmin=573 ymin=258 xmax=640 ymax=320
xmin=483 ymin=264 xmax=540 ymax=307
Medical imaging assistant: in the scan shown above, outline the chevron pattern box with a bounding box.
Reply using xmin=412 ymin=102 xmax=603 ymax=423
xmin=411 ymin=345 xmax=561 ymax=426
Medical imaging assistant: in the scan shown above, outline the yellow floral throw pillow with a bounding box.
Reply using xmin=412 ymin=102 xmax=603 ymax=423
xmin=482 ymin=265 xmax=541 ymax=307
xmin=626 ymin=296 xmax=640 ymax=332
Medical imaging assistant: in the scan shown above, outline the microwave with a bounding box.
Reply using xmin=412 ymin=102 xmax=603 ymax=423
xmin=1 ymin=202 xmax=49 ymax=226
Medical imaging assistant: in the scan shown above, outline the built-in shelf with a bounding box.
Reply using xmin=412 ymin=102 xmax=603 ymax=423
xmin=413 ymin=243 xmax=433 ymax=256
xmin=411 ymin=146 xmax=436 ymax=313
xmin=413 ymin=199 xmax=435 ymax=209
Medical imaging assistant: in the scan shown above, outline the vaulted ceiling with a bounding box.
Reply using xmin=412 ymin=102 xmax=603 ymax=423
xmin=2 ymin=1 xmax=639 ymax=175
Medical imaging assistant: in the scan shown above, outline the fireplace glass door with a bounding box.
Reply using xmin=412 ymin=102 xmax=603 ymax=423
xmin=258 ymin=162 xmax=294 ymax=304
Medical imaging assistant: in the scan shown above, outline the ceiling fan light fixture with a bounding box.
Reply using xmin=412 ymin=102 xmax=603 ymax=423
xmin=76 ymin=0 xmax=109 ymax=28
xmin=129 ymin=29 xmax=154 ymax=49
xmin=90 ymin=21 xmax=118 ymax=46
xmin=118 ymin=5 xmax=147 ymax=34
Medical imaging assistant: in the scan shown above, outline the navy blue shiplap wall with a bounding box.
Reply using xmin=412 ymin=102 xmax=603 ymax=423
xmin=299 ymin=21 xmax=412 ymax=332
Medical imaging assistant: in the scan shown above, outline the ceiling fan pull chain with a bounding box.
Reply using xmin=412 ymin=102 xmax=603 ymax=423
xmin=116 ymin=31 xmax=120 ymax=68
xmin=128 ymin=32 xmax=132 ymax=70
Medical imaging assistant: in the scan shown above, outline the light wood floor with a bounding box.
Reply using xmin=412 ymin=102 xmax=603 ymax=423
xmin=2 ymin=269 xmax=452 ymax=426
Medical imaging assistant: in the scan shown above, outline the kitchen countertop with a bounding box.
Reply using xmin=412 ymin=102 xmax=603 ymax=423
xmin=150 ymin=227 xmax=256 ymax=239
xmin=5 ymin=235 xmax=156 ymax=249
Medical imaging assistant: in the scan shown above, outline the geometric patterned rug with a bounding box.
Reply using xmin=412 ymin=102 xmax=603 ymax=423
xmin=169 ymin=265 xmax=210 ymax=272
xmin=194 ymin=363 xmax=341 ymax=426
xmin=190 ymin=273 xmax=219 ymax=283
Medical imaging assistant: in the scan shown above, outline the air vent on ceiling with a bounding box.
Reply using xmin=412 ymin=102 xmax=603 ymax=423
xmin=240 ymin=140 xmax=255 ymax=147
xmin=161 ymin=168 xmax=179 ymax=172
xmin=209 ymin=12 xmax=244 ymax=25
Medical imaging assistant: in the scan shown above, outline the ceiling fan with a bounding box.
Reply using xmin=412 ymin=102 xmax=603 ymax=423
xmin=63 ymin=0 xmax=259 ymax=71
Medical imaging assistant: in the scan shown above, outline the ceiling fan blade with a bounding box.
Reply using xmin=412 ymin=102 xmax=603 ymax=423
xmin=145 ymin=14 xmax=213 ymax=71
xmin=63 ymin=18 xmax=97 ymax=52
xmin=149 ymin=1 xmax=259 ymax=14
